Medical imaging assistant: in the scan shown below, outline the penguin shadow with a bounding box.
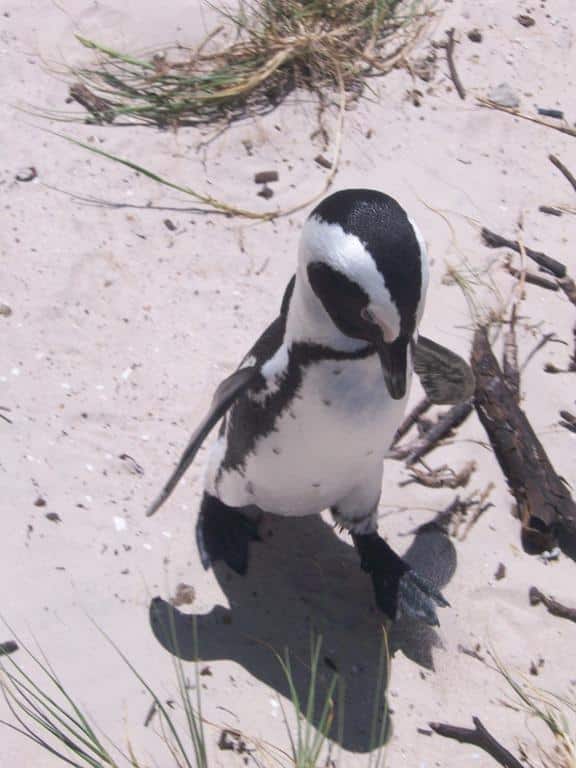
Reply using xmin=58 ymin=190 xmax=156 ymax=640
xmin=149 ymin=515 xmax=457 ymax=753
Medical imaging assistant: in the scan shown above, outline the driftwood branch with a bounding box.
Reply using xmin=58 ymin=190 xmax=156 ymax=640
xmin=430 ymin=717 xmax=524 ymax=768
xmin=471 ymin=327 xmax=576 ymax=552
xmin=481 ymin=227 xmax=567 ymax=278
xmin=529 ymin=586 xmax=576 ymax=624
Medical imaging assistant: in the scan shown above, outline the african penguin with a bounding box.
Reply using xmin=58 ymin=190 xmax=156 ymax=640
xmin=147 ymin=189 xmax=474 ymax=626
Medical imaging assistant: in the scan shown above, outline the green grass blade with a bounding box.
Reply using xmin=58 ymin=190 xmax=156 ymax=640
xmin=75 ymin=36 xmax=154 ymax=70
xmin=47 ymin=130 xmax=272 ymax=220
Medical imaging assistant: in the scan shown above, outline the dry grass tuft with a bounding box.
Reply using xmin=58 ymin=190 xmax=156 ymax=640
xmin=56 ymin=0 xmax=427 ymax=128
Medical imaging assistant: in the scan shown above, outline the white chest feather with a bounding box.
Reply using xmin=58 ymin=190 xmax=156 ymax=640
xmin=208 ymin=353 xmax=409 ymax=516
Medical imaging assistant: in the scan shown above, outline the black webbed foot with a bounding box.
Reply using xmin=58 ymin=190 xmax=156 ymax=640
xmin=352 ymin=533 xmax=449 ymax=626
xmin=196 ymin=493 xmax=261 ymax=575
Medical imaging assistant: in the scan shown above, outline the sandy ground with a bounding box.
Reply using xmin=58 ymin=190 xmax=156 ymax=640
xmin=1 ymin=0 xmax=576 ymax=765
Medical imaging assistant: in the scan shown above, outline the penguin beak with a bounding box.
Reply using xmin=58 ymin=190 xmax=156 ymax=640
xmin=376 ymin=337 xmax=408 ymax=400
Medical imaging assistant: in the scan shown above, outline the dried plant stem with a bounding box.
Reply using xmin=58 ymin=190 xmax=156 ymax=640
xmin=478 ymin=97 xmax=576 ymax=139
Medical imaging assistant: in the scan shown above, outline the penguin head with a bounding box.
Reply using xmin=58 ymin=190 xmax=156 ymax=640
xmin=299 ymin=189 xmax=429 ymax=400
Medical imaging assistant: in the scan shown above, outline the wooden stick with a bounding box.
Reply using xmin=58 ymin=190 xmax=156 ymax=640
xmin=430 ymin=717 xmax=524 ymax=768
xmin=549 ymin=154 xmax=576 ymax=194
xmin=505 ymin=263 xmax=559 ymax=291
xmin=529 ymin=586 xmax=576 ymax=624
xmin=445 ymin=28 xmax=466 ymax=100
xmin=539 ymin=205 xmax=563 ymax=216
xmin=560 ymin=410 xmax=576 ymax=434
xmin=404 ymin=400 xmax=473 ymax=466
xmin=558 ymin=276 xmax=576 ymax=306
xmin=392 ymin=396 xmax=432 ymax=445
xmin=471 ymin=327 xmax=576 ymax=552
xmin=481 ymin=227 xmax=567 ymax=278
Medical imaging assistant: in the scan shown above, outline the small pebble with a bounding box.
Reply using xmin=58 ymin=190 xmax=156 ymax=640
xmin=34 ymin=496 xmax=46 ymax=507
xmin=495 ymin=562 xmax=506 ymax=580
xmin=45 ymin=512 xmax=62 ymax=523
xmin=0 ymin=641 xmax=19 ymax=657
xmin=257 ymin=185 xmax=274 ymax=200
xmin=467 ymin=29 xmax=483 ymax=43
xmin=516 ymin=14 xmax=535 ymax=27
xmin=0 ymin=303 xmax=12 ymax=317
xmin=254 ymin=170 xmax=278 ymax=184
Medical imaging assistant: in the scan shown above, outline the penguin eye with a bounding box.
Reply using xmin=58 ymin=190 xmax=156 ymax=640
xmin=361 ymin=307 xmax=375 ymax=325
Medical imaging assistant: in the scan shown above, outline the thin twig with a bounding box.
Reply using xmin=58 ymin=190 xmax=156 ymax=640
xmin=477 ymin=97 xmax=576 ymax=139
xmin=392 ymin=396 xmax=432 ymax=445
xmin=529 ymin=586 xmax=576 ymax=624
xmin=549 ymin=154 xmax=576 ymax=194
xmin=0 ymin=410 xmax=12 ymax=424
xmin=459 ymin=483 xmax=494 ymax=541
xmin=505 ymin=262 xmax=559 ymax=291
xmin=400 ymin=461 xmax=476 ymax=489
xmin=520 ymin=333 xmax=559 ymax=372
xmin=430 ymin=717 xmax=524 ymax=768
xmin=445 ymin=28 xmax=465 ymax=100
xmin=481 ymin=227 xmax=566 ymax=278
xmin=406 ymin=400 xmax=473 ymax=466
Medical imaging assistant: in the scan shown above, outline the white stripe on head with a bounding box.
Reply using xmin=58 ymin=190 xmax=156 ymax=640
xmin=299 ymin=215 xmax=401 ymax=339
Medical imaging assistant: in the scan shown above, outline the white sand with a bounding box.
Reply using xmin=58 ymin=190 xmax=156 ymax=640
xmin=1 ymin=0 xmax=576 ymax=765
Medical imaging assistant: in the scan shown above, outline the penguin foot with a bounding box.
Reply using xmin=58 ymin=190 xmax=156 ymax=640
xmin=352 ymin=532 xmax=448 ymax=626
xmin=396 ymin=569 xmax=449 ymax=626
xmin=196 ymin=493 xmax=261 ymax=575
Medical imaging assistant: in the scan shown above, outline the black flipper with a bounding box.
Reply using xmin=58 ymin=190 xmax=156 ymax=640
xmin=146 ymin=276 xmax=296 ymax=519
xmin=352 ymin=533 xmax=449 ymax=626
xmin=413 ymin=335 xmax=475 ymax=405
xmin=196 ymin=492 xmax=261 ymax=575
xmin=146 ymin=366 xmax=260 ymax=517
